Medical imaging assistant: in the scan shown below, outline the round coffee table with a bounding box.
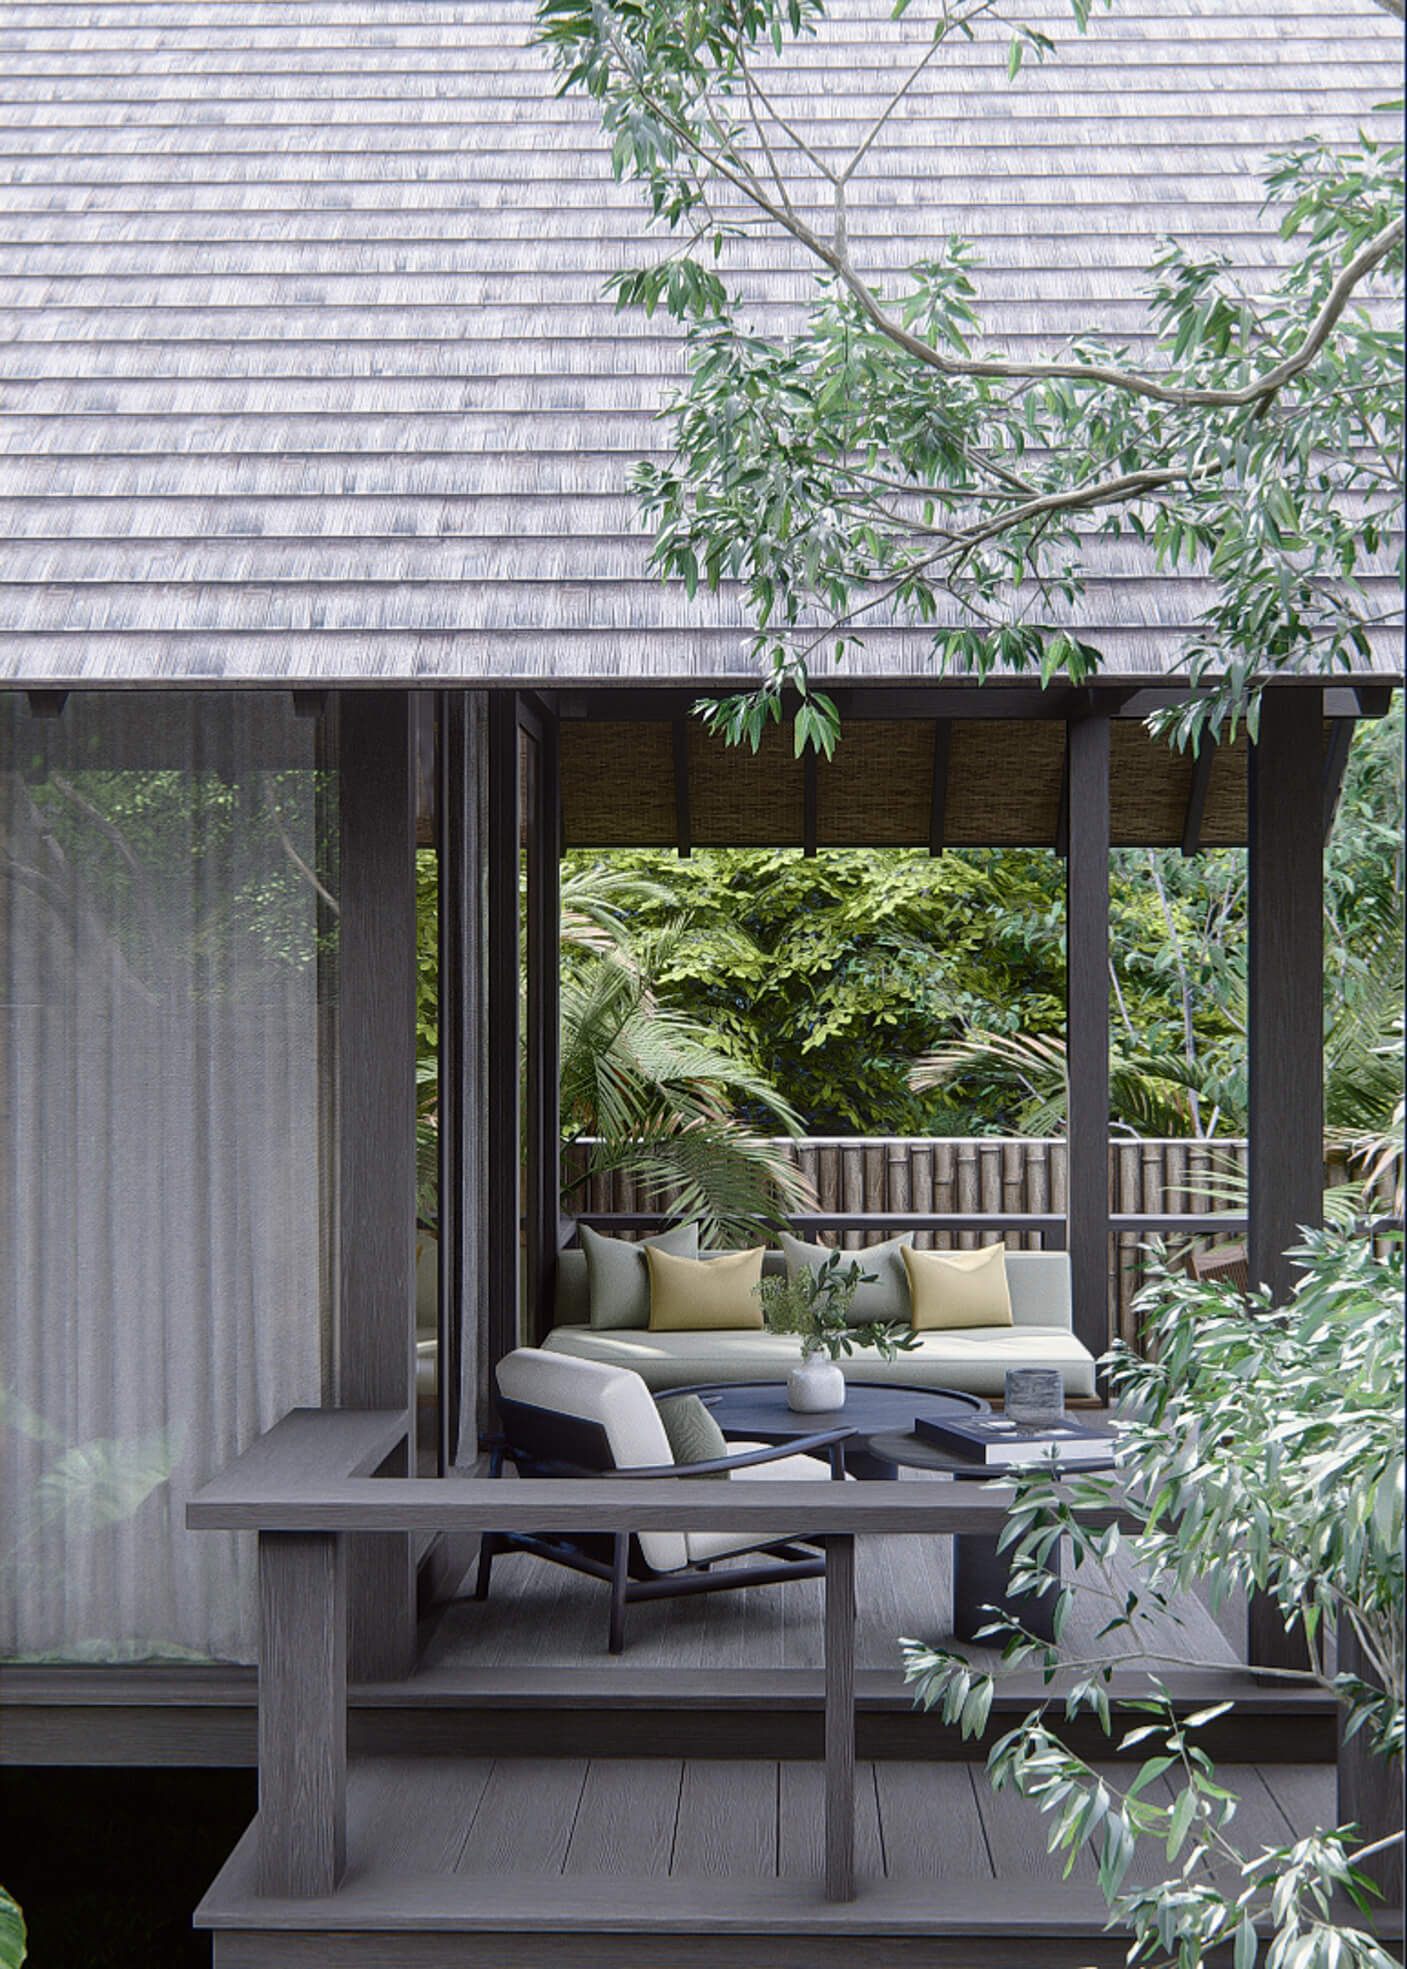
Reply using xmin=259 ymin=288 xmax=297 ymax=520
xmin=684 ymin=1379 xmax=988 ymax=1482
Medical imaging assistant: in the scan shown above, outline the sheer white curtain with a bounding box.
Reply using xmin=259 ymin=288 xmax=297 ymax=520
xmin=1 ymin=693 xmax=330 ymax=1662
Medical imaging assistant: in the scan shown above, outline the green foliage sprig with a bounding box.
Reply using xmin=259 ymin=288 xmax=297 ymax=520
xmin=902 ymin=1224 xmax=1405 ymax=1968
xmin=535 ymin=0 xmax=1402 ymax=751
xmin=0 ymin=1887 xmax=25 ymax=1969
xmin=756 ymin=1247 xmax=920 ymax=1361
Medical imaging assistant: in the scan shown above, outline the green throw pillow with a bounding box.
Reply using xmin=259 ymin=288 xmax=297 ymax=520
xmin=582 ymin=1221 xmax=699 ymax=1330
xmin=655 ymin=1393 xmax=730 ymax=1476
xmin=779 ymin=1229 xmax=914 ymax=1327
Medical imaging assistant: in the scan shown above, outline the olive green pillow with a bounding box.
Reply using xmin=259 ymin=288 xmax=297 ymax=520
xmin=646 ymin=1246 xmax=766 ymax=1331
xmin=903 ymin=1242 xmax=1013 ymax=1331
xmin=582 ymin=1221 xmax=699 ymax=1331
xmin=780 ymin=1229 xmax=914 ymax=1326
xmin=656 ymin=1393 xmax=729 ymax=1476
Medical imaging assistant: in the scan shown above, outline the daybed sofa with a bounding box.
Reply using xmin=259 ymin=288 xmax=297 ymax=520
xmin=541 ymin=1246 xmax=1099 ymax=1401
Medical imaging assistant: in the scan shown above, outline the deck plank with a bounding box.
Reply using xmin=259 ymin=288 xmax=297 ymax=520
xmin=778 ymin=1760 xmax=885 ymax=1881
xmin=974 ymin=1760 xmax=1098 ymax=1882
xmin=564 ymin=1761 xmax=683 ymax=1877
xmin=672 ymin=1760 xmax=778 ymax=1878
xmin=454 ymin=1759 xmax=588 ymax=1876
xmin=874 ymin=1761 xmax=992 ymax=1880
xmin=348 ymin=1756 xmax=495 ymax=1874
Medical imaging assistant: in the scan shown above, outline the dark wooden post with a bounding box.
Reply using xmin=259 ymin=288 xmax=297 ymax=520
xmin=521 ymin=695 xmax=562 ymax=1345
xmin=439 ymin=692 xmax=490 ymax=1467
xmin=1065 ymin=710 xmax=1111 ymax=1366
xmin=257 ymin=1531 xmax=345 ymax=1896
xmin=1248 ymin=686 xmax=1324 ymax=1303
xmin=337 ymin=691 xmax=417 ymax=1680
xmin=1246 ymin=687 xmax=1323 ymax=1675
xmin=1337 ymin=1625 xmax=1403 ymax=1906
xmin=824 ymin=1532 xmax=857 ymax=1903
xmin=485 ymin=694 xmax=522 ymax=1377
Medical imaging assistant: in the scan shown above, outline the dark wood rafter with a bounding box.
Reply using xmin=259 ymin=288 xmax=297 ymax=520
xmin=928 ymin=720 xmax=951 ymax=856
xmin=1065 ymin=711 xmax=1112 ymax=1367
xmin=290 ymin=690 xmax=328 ymax=720
xmin=521 ymin=694 xmax=564 ymax=1348
xmin=673 ymin=716 xmax=692 ymax=858
xmin=1246 ymin=686 xmax=1324 ymax=1676
xmin=803 ymin=746 xmax=819 ymax=858
xmin=336 ymin=691 xmax=418 ymax=1679
xmin=1179 ymin=738 xmax=1216 ymax=856
xmin=485 ymin=693 xmax=522 ymax=1384
xmin=1320 ymin=718 xmax=1354 ymax=843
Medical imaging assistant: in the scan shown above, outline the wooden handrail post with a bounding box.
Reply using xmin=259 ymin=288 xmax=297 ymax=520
xmin=257 ymin=1530 xmax=347 ymax=1897
xmin=824 ymin=1531 xmax=857 ymax=1903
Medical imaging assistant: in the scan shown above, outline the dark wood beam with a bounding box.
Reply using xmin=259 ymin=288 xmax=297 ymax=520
xmin=336 ymin=690 xmax=417 ymax=1679
xmin=1246 ymin=685 xmax=1323 ymax=1677
xmin=1179 ymin=739 xmax=1216 ymax=857
xmin=523 ymin=696 xmax=563 ymax=1346
xmin=1320 ymin=718 xmax=1354 ymax=844
xmin=1065 ymin=713 xmax=1111 ymax=1368
xmin=928 ymin=721 xmax=951 ymax=856
xmin=672 ymin=717 xmax=692 ymax=858
xmin=24 ymin=690 xmax=68 ymax=718
xmin=290 ymin=690 xmax=328 ymax=720
xmin=803 ymin=746 xmax=819 ymax=858
xmin=485 ymin=694 xmax=521 ymax=1386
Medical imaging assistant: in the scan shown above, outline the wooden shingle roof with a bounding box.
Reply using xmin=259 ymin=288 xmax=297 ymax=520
xmin=0 ymin=0 xmax=1400 ymax=687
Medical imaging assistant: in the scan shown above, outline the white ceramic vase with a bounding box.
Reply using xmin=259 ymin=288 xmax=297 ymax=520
xmin=786 ymin=1354 xmax=846 ymax=1413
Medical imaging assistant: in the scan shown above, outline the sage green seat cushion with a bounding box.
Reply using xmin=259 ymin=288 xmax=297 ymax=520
xmin=779 ymin=1229 xmax=913 ymax=1326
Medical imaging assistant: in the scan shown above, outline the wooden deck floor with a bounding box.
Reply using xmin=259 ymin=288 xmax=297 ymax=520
xmin=196 ymin=1752 xmax=1345 ymax=1968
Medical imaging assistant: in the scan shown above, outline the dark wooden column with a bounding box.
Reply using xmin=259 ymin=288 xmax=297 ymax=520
xmin=521 ymin=694 xmax=562 ymax=1345
xmin=1338 ymin=1625 xmax=1403 ymax=1905
xmin=1248 ymin=685 xmax=1324 ymax=1303
xmin=438 ymin=692 xmax=490 ymax=1466
xmin=1065 ymin=709 xmax=1111 ymax=1366
xmin=1247 ymin=685 xmax=1324 ymax=1675
xmin=485 ymin=694 xmax=522 ymax=1378
xmin=337 ymin=690 xmax=417 ymax=1678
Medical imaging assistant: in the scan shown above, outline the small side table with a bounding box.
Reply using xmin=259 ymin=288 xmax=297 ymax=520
xmin=866 ymin=1428 xmax=1112 ymax=1644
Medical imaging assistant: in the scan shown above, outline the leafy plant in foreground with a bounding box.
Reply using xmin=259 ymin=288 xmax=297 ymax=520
xmin=902 ymin=1227 xmax=1404 ymax=1967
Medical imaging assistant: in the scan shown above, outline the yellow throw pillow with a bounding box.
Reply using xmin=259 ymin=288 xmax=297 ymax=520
xmin=646 ymin=1246 xmax=766 ymax=1331
xmin=903 ymin=1243 xmax=1013 ymax=1331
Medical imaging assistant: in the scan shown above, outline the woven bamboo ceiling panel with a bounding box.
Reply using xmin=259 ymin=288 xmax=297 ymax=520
xmin=562 ymin=716 xmax=1291 ymax=849
xmin=0 ymin=0 xmax=1400 ymax=686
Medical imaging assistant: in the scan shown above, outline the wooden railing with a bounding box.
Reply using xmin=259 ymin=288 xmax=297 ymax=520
xmin=188 ymin=1407 xmax=1129 ymax=1905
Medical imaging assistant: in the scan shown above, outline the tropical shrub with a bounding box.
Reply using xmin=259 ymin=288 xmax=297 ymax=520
xmin=903 ymin=1226 xmax=1404 ymax=1967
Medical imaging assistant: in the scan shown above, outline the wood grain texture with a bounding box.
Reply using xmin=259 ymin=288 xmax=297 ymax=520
xmin=875 ymin=1762 xmax=991 ymax=1880
xmin=672 ymin=1760 xmax=778 ymax=1878
xmin=257 ymin=1532 xmax=346 ymax=1896
xmin=1065 ymin=710 xmax=1112 ymax=1366
xmin=454 ymin=1758 xmax=588 ymax=1876
xmin=563 ymin=1759 xmax=683 ymax=1876
xmin=1247 ymin=686 xmax=1324 ymax=1304
xmin=338 ymin=691 xmax=417 ymax=1680
xmin=485 ymin=692 xmax=521 ymax=1376
xmin=825 ymin=1533 xmax=857 ymax=1900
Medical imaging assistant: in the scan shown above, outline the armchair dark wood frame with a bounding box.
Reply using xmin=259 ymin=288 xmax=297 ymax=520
xmin=477 ymin=1389 xmax=853 ymax=1653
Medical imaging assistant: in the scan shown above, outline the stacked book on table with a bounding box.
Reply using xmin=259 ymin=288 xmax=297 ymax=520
xmin=914 ymin=1412 xmax=1119 ymax=1470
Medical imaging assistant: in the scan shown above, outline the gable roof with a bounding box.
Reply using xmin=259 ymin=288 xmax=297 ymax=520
xmin=0 ymin=0 xmax=1400 ymax=688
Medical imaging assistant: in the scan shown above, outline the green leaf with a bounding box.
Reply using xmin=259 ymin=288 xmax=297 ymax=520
xmin=0 ymin=1889 xmax=26 ymax=1969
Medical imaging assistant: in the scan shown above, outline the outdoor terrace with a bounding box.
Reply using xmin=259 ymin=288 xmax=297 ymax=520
xmin=183 ymin=1408 xmax=1389 ymax=1969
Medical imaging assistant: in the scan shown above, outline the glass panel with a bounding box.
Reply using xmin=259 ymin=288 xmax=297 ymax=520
xmin=0 ymin=692 xmax=331 ymax=1662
